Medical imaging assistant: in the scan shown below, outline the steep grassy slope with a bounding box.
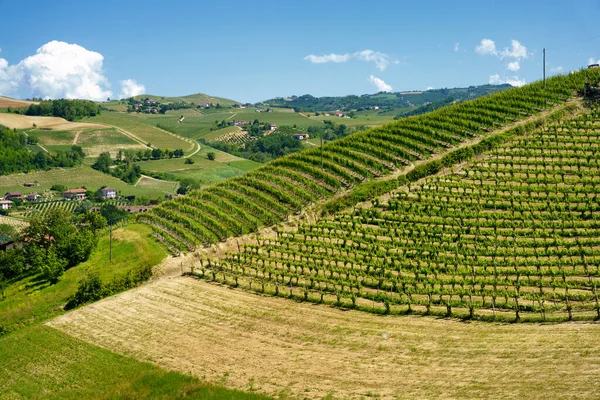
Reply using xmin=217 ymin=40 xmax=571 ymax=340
xmin=139 ymin=69 xmax=600 ymax=252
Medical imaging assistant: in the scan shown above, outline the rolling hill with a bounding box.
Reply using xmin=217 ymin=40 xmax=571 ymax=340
xmin=136 ymin=68 xmax=600 ymax=323
xmin=0 ymin=95 xmax=37 ymax=109
xmin=134 ymin=92 xmax=238 ymax=107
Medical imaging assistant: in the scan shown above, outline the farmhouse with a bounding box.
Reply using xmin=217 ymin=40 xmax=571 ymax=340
xmin=100 ymin=187 xmax=117 ymax=199
xmin=4 ymin=192 xmax=23 ymax=201
xmin=269 ymin=124 xmax=278 ymax=131
xmin=23 ymin=182 xmax=36 ymax=187
xmin=588 ymin=64 xmax=599 ymax=69
xmin=334 ymin=112 xmax=344 ymax=117
xmin=0 ymin=200 xmax=13 ymax=210
xmin=232 ymin=120 xmax=248 ymax=127
xmin=26 ymin=193 xmax=41 ymax=202
xmin=63 ymin=188 xmax=87 ymax=200
xmin=292 ymin=133 xmax=309 ymax=140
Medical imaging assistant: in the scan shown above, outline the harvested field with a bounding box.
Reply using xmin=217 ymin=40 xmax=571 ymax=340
xmin=0 ymin=96 xmax=36 ymax=108
xmin=50 ymin=277 xmax=600 ymax=399
xmin=0 ymin=113 xmax=105 ymax=130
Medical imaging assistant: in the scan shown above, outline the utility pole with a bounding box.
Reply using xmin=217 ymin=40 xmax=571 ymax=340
xmin=543 ymin=48 xmax=546 ymax=89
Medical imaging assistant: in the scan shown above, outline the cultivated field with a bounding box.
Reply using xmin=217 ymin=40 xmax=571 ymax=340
xmin=0 ymin=113 xmax=105 ymax=130
xmin=87 ymin=113 xmax=194 ymax=152
xmin=0 ymin=215 xmax=28 ymax=231
xmin=50 ymin=277 xmax=600 ymax=399
xmin=135 ymin=175 xmax=179 ymax=193
xmin=0 ymin=166 xmax=169 ymax=199
xmin=29 ymin=127 xmax=147 ymax=158
xmin=0 ymin=96 xmax=37 ymax=109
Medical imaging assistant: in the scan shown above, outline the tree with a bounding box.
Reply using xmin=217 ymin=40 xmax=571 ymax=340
xmin=92 ymin=152 xmax=112 ymax=173
xmin=207 ymin=151 xmax=216 ymax=161
xmin=151 ymin=148 xmax=163 ymax=159
xmin=177 ymin=178 xmax=200 ymax=195
xmin=80 ymin=211 xmax=108 ymax=233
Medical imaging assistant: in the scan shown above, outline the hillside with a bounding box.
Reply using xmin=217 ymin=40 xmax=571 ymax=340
xmin=139 ymin=69 xmax=598 ymax=254
xmin=0 ymin=95 xmax=37 ymax=109
xmin=263 ymin=84 xmax=512 ymax=112
xmin=134 ymin=92 xmax=238 ymax=107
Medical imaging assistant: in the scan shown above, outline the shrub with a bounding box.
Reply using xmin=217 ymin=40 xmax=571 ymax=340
xmin=207 ymin=152 xmax=216 ymax=161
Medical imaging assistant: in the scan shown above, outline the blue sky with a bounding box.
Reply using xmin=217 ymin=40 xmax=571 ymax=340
xmin=0 ymin=0 xmax=599 ymax=102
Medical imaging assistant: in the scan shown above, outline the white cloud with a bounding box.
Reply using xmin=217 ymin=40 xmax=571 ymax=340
xmin=500 ymin=40 xmax=528 ymax=60
xmin=507 ymin=61 xmax=520 ymax=71
xmin=0 ymin=40 xmax=146 ymax=102
xmin=477 ymin=38 xmax=530 ymax=73
xmin=475 ymin=39 xmax=497 ymax=56
xmin=454 ymin=43 xmax=460 ymax=52
xmin=489 ymin=73 xmax=526 ymax=87
xmin=589 ymin=57 xmax=599 ymax=65
xmin=550 ymin=66 xmax=564 ymax=73
xmin=305 ymin=49 xmax=396 ymax=71
xmin=119 ymin=79 xmax=145 ymax=99
xmin=355 ymin=50 xmax=391 ymax=71
xmin=368 ymin=75 xmax=392 ymax=92
xmin=304 ymin=53 xmax=351 ymax=64
xmin=426 ymin=86 xmax=434 ymax=90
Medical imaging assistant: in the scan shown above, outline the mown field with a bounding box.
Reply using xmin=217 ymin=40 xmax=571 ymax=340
xmin=49 ymin=277 xmax=600 ymax=399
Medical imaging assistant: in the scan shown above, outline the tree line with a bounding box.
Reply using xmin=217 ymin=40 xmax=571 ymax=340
xmin=19 ymin=99 xmax=101 ymax=121
xmin=0 ymin=128 xmax=84 ymax=174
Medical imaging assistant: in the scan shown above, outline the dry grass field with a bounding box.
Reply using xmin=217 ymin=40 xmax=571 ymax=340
xmin=0 ymin=96 xmax=37 ymax=108
xmin=0 ymin=113 xmax=105 ymax=130
xmin=50 ymin=277 xmax=600 ymax=399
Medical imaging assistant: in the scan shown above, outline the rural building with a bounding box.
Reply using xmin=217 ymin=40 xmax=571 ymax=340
xmin=26 ymin=193 xmax=41 ymax=202
xmin=334 ymin=112 xmax=344 ymax=117
xmin=4 ymin=192 xmax=23 ymax=201
xmin=232 ymin=120 xmax=248 ymax=127
xmin=292 ymin=133 xmax=309 ymax=140
xmin=0 ymin=200 xmax=13 ymax=210
xmin=100 ymin=187 xmax=117 ymax=199
xmin=90 ymin=205 xmax=154 ymax=214
xmin=588 ymin=64 xmax=599 ymax=69
xmin=23 ymin=182 xmax=36 ymax=187
xmin=269 ymin=124 xmax=278 ymax=131
xmin=63 ymin=188 xmax=87 ymax=200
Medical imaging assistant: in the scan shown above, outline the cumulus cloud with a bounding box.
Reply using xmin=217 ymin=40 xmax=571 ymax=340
xmin=454 ymin=43 xmax=460 ymax=52
xmin=507 ymin=61 xmax=520 ymax=71
xmin=119 ymin=79 xmax=145 ymax=99
xmin=589 ymin=57 xmax=599 ymax=65
xmin=476 ymin=39 xmax=529 ymax=74
xmin=305 ymin=49 xmax=396 ymax=71
xmin=368 ymin=75 xmax=392 ymax=92
xmin=426 ymin=86 xmax=434 ymax=90
xmin=550 ymin=66 xmax=564 ymax=73
xmin=0 ymin=40 xmax=145 ymax=102
xmin=489 ymin=73 xmax=526 ymax=87
xmin=475 ymin=39 xmax=497 ymax=56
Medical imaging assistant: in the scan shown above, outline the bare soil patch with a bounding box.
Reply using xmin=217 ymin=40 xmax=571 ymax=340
xmin=49 ymin=277 xmax=600 ymax=399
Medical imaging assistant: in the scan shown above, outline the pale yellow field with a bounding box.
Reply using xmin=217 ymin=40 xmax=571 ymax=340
xmin=0 ymin=96 xmax=37 ymax=108
xmin=0 ymin=113 xmax=105 ymax=130
xmin=50 ymin=277 xmax=600 ymax=399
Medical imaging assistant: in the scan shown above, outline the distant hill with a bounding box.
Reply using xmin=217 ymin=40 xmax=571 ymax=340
xmin=0 ymin=95 xmax=38 ymax=109
xmin=262 ymin=84 xmax=512 ymax=112
xmin=133 ymin=92 xmax=238 ymax=107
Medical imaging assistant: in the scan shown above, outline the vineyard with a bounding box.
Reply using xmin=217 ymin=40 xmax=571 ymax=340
xmin=0 ymin=215 xmax=28 ymax=232
xmin=23 ymin=200 xmax=128 ymax=218
xmin=139 ymin=69 xmax=600 ymax=252
xmin=191 ymin=104 xmax=600 ymax=322
xmin=208 ymin=127 xmax=251 ymax=146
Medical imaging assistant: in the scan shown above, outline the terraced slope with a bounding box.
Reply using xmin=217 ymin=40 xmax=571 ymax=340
xmin=195 ymin=105 xmax=600 ymax=322
xmin=139 ymin=70 xmax=600 ymax=253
